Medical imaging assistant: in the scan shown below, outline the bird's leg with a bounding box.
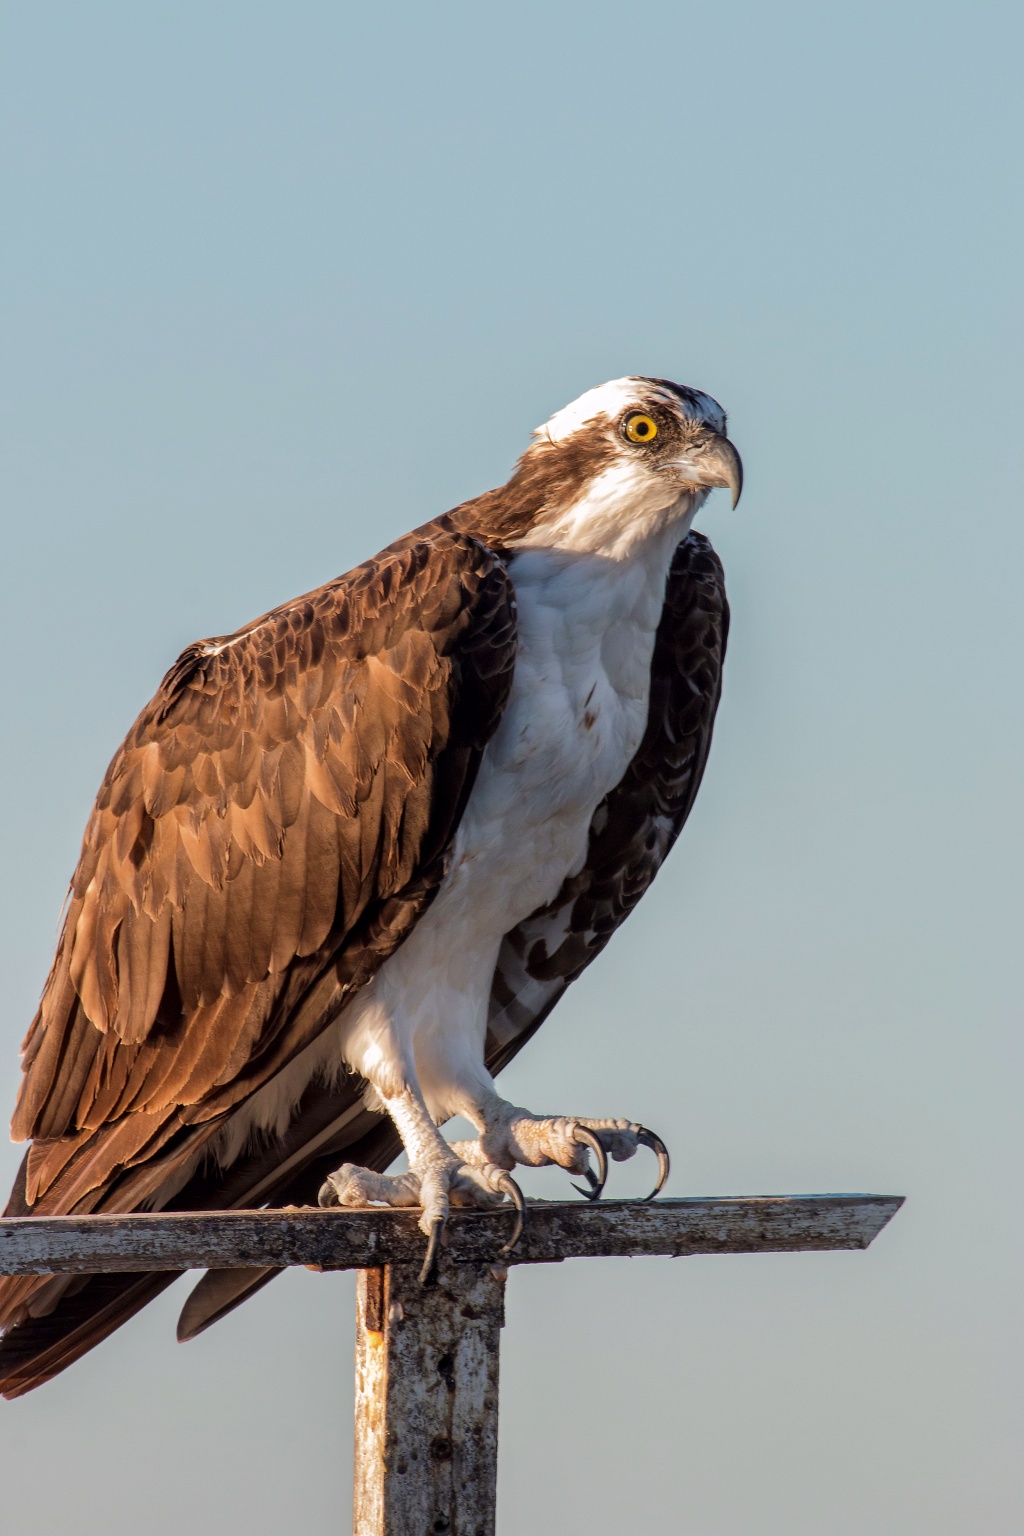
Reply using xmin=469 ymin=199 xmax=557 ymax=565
xmin=449 ymin=1099 xmax=670 ymax=1202
xmin=318 ymin=1086 xmax=524 ymax=1280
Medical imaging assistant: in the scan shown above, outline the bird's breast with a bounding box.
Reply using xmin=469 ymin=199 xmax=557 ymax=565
xmin=438 ymin=529 xmax=684 ymax=936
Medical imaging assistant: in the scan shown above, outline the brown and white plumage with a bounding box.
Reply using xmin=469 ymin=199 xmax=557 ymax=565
xmin=0 ymin=376 xmax=735 ymax=1396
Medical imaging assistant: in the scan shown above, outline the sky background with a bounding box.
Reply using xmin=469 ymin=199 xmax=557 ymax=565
xmin=1 ymin=3 xmax=1022 ymax=1532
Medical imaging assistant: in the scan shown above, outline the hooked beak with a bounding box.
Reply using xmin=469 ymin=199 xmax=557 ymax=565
xmin=678 ymin=434 xmax=744 ymax=508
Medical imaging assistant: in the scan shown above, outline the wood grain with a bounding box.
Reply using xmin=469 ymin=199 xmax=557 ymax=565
xmin=0 ymin=1194 xmax=903 ymax=1275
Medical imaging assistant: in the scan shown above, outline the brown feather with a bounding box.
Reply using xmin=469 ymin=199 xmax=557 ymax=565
xmin=6 ymin=501 xmax=733 ymax=1397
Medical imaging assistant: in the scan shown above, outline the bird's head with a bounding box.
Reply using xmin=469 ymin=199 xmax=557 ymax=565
xmin=453 ymin=376 xmax=742 ymax=559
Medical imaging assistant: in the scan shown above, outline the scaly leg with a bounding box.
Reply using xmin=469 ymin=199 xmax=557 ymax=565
xmin=317 ymin=1086 xmax=525 ymax=1282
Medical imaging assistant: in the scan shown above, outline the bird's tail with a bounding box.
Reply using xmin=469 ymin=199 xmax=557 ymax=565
xmin=0 ymin=1118 xmax=221 ymax=1399
xmin=0 ymin=1094 xmax=397 ymax=1398
xmin=0 ymin=1012 xmax=541 ymax=1396
xmin=0 ymin=1269 xmax=180 ymax=1399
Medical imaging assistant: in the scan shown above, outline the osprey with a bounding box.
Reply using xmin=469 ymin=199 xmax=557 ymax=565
xmin=0 ymin=376 xmax=738 ymax=1397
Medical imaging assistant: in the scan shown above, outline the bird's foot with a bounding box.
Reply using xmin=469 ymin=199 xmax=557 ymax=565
xmin=453 ymin=1111 xmax=670 ymax=1202
xmin=318 ymin=1151 xmax=525 ymax=1284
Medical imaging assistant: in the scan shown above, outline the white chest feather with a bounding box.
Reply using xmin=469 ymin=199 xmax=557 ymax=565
xmin=450 ymin=535 xmax=677 ymax=925
xmin=332 ymin=515 xmax=697 ymax=1104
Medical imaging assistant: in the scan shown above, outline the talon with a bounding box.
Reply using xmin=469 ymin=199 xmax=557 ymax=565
xmin=636 ymin=1126 xmax=670 ymax=1200
xmin=318 ymin=1166 xmax=353 ymax=1207
xmin=419 ymin=1216 xmax=445 ymax=1286
xmin=570 ymin=1163 xmax=600 ymax=1200
xmin=494 ymin=1172 xmax=526 ymax=1255
xmin=571 ymin=1125 xmax=608 ymax=1200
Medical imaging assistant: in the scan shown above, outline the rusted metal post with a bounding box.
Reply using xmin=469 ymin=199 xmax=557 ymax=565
xmin=354 ymin=1259 xmax=506 ymax=1536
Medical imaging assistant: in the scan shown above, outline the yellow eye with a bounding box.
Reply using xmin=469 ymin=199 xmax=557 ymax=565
xmin=623 ymin=411 xmax=658 ymax=444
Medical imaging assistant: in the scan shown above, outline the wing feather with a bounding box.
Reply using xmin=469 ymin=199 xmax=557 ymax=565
xmin=5 ymin=523 xmax=517 ymax=1193
xmin=167 ymin=531 xmax=730 ymax=1353
xmin=0 ymin=523 xmax=715 ymax=1396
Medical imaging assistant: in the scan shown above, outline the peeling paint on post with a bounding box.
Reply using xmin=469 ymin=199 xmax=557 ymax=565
xmin=354 ymin=1268 xmax=388 ymax=1533
xmin=354 ymin=1259 xmax=507 ymax=1536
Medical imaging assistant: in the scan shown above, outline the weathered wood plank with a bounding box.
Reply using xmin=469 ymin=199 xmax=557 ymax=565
xmin=353 ymin=1260 xmax=505 ymax=1536
xmin=0 ymin=1195 xmax=902 ymax=1275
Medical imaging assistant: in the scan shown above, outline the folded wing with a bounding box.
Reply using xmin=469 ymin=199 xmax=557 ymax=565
xmin=175 ymin=531 xmax=729 ymax=1345
xmin=0 ymin=528 xmax=724 ymax=1395
xmin=0 ymin=520 xmax=516 ymax=1390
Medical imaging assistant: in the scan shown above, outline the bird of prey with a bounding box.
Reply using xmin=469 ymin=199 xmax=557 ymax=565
xmin=0 ymin=376 xmax=738 ymax=1397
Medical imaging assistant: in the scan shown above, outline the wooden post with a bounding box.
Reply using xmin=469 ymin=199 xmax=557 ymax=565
xmin=354 ymin=1260 xmax=506 ymax=1536
xmin=0 ymin=1196 xmax=904 ymax=1273
xmin=0 ymin=1194 xmax=903 ymax=1534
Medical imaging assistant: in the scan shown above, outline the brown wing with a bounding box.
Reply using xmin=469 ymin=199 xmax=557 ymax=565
xmin=0 ymin=529 xmax=723 ymax=1395
xmin=485 ymin=530 xmax=728 ymax=1068
xmin=0 ymin=521 xmax=516 ymax=1349
xmin=160 ymin=530 xmax=729 ymax=1356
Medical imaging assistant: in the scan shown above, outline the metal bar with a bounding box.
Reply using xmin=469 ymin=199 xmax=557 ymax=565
xmin=353 ymin=1259 xmax=505 ymax=1536
xmin=0 ymin=1195 xmax=902 ymax=1275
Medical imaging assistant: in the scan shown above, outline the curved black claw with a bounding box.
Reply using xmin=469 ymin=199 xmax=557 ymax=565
xmin=635 ymin=1126 xmax=671 ymax=1201
xmin=418 ymin=1216 xmax=445 ymax=1287
xmin=494 ymin=1172 xmax=527 ymax=1256
xmin=571 ymin=1126 xmax=609 ymax=1201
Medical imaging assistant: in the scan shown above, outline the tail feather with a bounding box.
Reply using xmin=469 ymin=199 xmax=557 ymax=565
xmin=0 ymin=1080 xmax=391 ymax=1395
xmin=2 ymin=1013 xmax=538 ymax=1394
xmin=0 ymin=1272 xmax=179 ymax=1399
xmin=176 ymin=1266 xmax=278 ymax=1342
xmin=176 ymin=1113 xmax=402 ymax=1340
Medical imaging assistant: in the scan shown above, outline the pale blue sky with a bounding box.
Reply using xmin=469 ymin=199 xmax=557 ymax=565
xmin=1 ymin=3 xmax=1021 ymax=1532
